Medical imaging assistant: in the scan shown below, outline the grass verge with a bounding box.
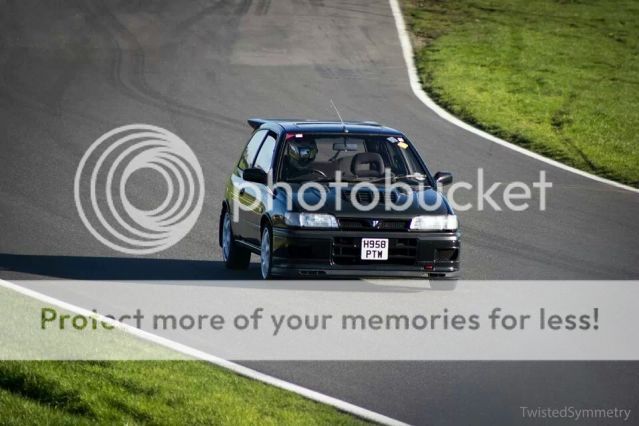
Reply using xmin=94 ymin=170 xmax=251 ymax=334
xmin=402 ymin=0 xmax=639 ymax=187
xmin=0 ymin=361 xmax=369 ymax=425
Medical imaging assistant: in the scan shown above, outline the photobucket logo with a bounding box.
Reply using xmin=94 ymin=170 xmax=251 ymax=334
xmin=74 ymin=124 xmax=204 ymax=254
xmin=232 ymin=168 xmax=552 ymax=220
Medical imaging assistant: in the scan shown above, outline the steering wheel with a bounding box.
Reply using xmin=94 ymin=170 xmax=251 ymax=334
xmin=290 ymin=169 xmax=328 ymax=180
xmin=309 ymin=169 xmax=327 ymax=178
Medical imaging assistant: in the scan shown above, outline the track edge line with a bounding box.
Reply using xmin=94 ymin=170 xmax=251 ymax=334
xmin=0 ymin=278 xmax=409 ymax=426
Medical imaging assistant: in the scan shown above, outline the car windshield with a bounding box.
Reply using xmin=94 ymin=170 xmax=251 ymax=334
xmin=280 ymin=134 xmax=428 ymax=183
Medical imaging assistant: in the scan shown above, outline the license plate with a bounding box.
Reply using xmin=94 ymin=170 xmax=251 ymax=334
xmin=361 ymin=238 xmax=388 ymax=260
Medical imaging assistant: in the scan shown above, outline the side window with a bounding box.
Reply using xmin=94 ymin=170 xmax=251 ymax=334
xmin=237 ymin=129 xmax=267 ymax=171
xmin=253 ymin=134 xmax=277 ymax=172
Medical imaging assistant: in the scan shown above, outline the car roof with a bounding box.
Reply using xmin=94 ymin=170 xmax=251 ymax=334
xmin=247 ymin=118 xmax=404 ymax=136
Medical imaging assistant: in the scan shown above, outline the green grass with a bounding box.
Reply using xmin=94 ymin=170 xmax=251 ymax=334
xmin=402 ymin=0 xmax=639 ymax=187
xmin=0 ymin=361 xmax=369 ymax=425
xmin=0 ymin=289 xmax=368 ymax=425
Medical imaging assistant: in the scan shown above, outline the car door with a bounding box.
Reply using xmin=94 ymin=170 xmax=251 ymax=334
xmin=243 ymin=132 xmax=277 ymax=245
xmin=231 ymin=129 xmax=267 ymax=240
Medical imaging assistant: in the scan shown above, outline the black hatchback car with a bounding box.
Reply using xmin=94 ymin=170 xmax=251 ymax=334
xmin=219 ymin=118 xmax=460 ymax=279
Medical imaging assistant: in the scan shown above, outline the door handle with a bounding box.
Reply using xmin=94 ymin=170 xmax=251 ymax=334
xmin=239 ymin=188 xmax=246 ymax=196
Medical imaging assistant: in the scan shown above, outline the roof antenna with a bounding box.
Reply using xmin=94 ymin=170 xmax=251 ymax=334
xmin=330 ymin=99 xmax=347 ymax=132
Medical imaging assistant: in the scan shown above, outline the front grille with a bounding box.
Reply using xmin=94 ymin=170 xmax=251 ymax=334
xmin=379 ymin=220 xmax=408 ymax=230
xmin=338 ymin=218 xmax=410 ymax=231
xmin=341 ymin=190 xmax=399 ymax=205
xmin=332 ymin=237 xmax=417 ymax=265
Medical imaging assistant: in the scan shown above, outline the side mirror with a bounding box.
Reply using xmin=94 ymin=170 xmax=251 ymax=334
xmin=243 ymin=167 xmax=268 ymax=185
xmin=433 ymin=171 xmax=453 ymax=186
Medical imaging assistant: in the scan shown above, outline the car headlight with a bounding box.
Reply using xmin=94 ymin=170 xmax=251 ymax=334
xmin=285 ymin=213 xmax=338 ymax=228
xmin=409 ymin=215 xmax=458 ymax=231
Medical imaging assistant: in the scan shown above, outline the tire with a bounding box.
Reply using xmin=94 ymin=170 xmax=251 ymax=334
xmin=221 ymin=209 xmax=251 ymax=270
xmin=260 ymin=225 xmax=273 ymax=280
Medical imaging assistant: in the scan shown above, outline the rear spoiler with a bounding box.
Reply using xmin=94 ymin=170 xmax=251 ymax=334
xmin=247 ymin=117 xmax=309 ymax=130
xmin=247 ymin=118 xmax=267 ymax=130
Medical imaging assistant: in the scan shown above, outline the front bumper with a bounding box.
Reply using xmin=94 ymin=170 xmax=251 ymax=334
xmin=271 ymin=227 xmax=460 ymax=279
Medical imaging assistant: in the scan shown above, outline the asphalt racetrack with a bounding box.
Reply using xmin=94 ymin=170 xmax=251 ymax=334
xmin=1 ymin=1 xmax=639 ymax=424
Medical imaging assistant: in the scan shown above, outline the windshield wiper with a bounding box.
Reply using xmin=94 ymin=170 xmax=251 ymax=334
xmin=285 ymin=177 xmax=333 ymax=183
xmin=367 ymin=173 xmax=429 ymax=184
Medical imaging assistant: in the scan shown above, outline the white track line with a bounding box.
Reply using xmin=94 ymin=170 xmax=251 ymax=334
xmin=0 ymin=279 xmax=408 ymax=426
xmin=388 ymin=0 xmax=639 ymax=194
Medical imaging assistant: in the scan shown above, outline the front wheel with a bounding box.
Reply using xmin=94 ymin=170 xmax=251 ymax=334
xmin=221 ymin=210 xmax=251 ymax=270
xmin=260 ymin=226 xmax=273 ymax=279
